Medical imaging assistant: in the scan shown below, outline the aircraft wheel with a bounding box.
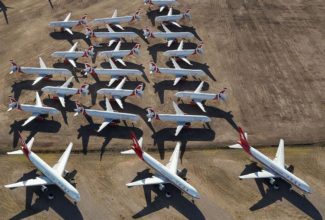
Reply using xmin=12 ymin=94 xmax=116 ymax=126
xmin=48 ymin=193 xmax=54 ymax=200
xmin=165 ymin=192 xmax=171 ymax=198
xmin=273 ymin=184 xmax=280 ymax=190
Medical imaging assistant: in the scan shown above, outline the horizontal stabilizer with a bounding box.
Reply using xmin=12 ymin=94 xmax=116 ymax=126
xmin=239 ymin=170 xmax=277 ymax=179
xmin=5 ymin=176 xmax=52 ymax=188
xmin=127 ymin=176 xmax=166 ymax=187
xmin=7 ymin=150 xmax=23 ymax=155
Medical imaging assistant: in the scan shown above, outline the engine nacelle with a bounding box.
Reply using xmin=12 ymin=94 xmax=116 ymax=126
xmin=158 ymin=184 xmax=165 ymax=191
xmin=41 ymin=185 xmax=48 ymax=192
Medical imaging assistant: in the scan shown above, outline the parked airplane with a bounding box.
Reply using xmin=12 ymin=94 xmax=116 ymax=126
xmin=122 ymin=133 xmax=200 ymax=199
xmin=98 ymin=41 xmax=141 ymax=66
xmin=51 ymin=42 xmax=94 ymax=68
xmin=5 ymin=133 xmax=80 ymax=202
xmin=8 ymin=92 xmax=60 ymax=127
xmin=74 ymin=98 xmax=139 ymax=132
xmin=149 ymin=58 xmax=205 ymax=85
xmin=163 ymin=40 xmax=203 ymax=65
xmin=85 ymin=24 xmax=138 ymax=46
xmin=9 ymin=58 xmax=72 ymax=86
xmin=143 ymin=24 xmax=194 ymax=47
xmin=49 ymin=13 xmax=87 ymax=35
xmin=41 ymin=76 xmax=89 ymax=107
xmin=146 ymin=101 xmax=210 ymax=136
xmin=83 ymin=58 xmax=142 ymax=86
xmin=97 ymin=77 xmax=143 ymax=109
xmin=229 ymin=127 xmax=312 ymax=194
xmin=93 ymin=9 xmax=141 ymax=30
xmin=175 ymin=81 xmax=227 ymax=112
xmin=144 ymin=0 xmax=177 ymax=12
xmin=155 ymin=8 xmax=191 ymax=27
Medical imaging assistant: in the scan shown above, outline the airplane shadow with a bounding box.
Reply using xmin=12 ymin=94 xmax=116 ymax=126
xmin=124 ymin=26 xmax=150 ymax=44
xmin=77 ymin=124 xmax=143 ymax=160
xmin=129 ymin=169 xmax=205 ymax=219
xmin=153 ymin=80 xmax=209 ymax=104
xmin=49 ymin=32 xmax=87 ymax=46
xmin=0 ymin=1 xmax=12 ymax=24
xmin=145 ymin=8 xmax=181 ymax=26
xmin=151 ymin=128 xmax=215 ymax=159
xmin=10 ymin=80 xmax=65 ymax=100
xmin=9 ymin=169 xmax=83 ymax=220
xmin=48 ymin=0 xmax=54 ymax=9
xmin=9 ymin=119 xmax=61 ymax=149
xmin=240 ymin=163 xmax=323 ymax=219
xmin=177 ymin=104 xmax=238 ymax=130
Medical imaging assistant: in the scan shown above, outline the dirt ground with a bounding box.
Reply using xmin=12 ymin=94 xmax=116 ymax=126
xmin=0 ymin=147 xmax=324 ymax=219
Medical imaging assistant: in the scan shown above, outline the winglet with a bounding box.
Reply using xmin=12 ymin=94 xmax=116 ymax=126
xmin=130 ymin=132 xmax=143 ymax=160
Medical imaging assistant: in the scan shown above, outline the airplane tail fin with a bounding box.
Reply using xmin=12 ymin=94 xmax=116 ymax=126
xmin=16 ymin=132 xmax=32 ymax=157
xmin=145 ymin=107 xmax=159 ymax=122
xmin=195 ymin=42 xmax=204 ymax=54
xmin=85 ymin=26 xmax=94 ymax=38
xmin=144 ymin=0 xmax=153 ymax=5
xmin=131 ymin=9 xmax=141 ymax=22
xmin=9 ymin=60 xmax=20 ymax=74
xmin=130 ymin=132 xmax=143 ymax=160
xmin=183 ymin=8 xmax=192 ymax=20
xmin=73 ymin=102 xmax=86 ymax=116
xmin=82 ymin=63 xmax=95 ymax=76
xmin=78 ymin=84 xmax=90 ymax=96
xmin=214 ymin=88 xmax=227 ymax=102
xmin=131 ymin=83 xmax=144 ymax=97
xmin=129 ymin=43 xmax=141 ymax=56
xmin=8 ymin=96 xmax=20 ymax=111
xmin=84 ymin=46 xmax=95 ymax=58
xmin=238 ymin=127 xmax=251 ymax=153
xmin=143 ymin=27 xmax=153 ymax=39
xmin=149 ymin=61 xmax=160 ymax=74
xmin=78 ymin=13 xmax=88 ymax=25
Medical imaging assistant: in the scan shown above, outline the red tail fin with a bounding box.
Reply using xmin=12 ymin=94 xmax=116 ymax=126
xmin=130 ymin=132 xmax=143 ymax=160
xmin=18 ymin=132 xmax=30 ymax=157
xmin=238 ymin=127 xmax=251 ymax=153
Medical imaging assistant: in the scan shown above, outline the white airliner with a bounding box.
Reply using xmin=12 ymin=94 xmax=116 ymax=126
xmin=49 ymin=13 xmax=87 ymax=35
xmin=144 ymin=0 xmax=177 ymax=12
xmin=98 ymin=41 xmax=141 ymax=66
xmin=85 ymin=24 xmax=138 ymax=46
xmin=41 ymin=76 xmax=89 ymax=107
xmin=83 ymin=58 xmax=142 ymax=86
xmin=163 ymin=40 xmax=203 ymax=65
xmin=121 ymin=133 xmax=200 ymax=199
xmin=51 ymin=42 xmax=94 ymax=68
xmin=229 ymin=127 xmax=312 ymax=194
xmin=143 ymin=24 xmax=194 ymax=47
xmin=155 ymin=8 xmax=191 ymax=27
xmin=146 ymin=101 xmax=211 ymax=136
xmin=97 ymin=77 xmax=143 ymax=109
xmin=5 ymin=133 xmax=80 ymax=202
xmin=9 ymin=58 xmax=72 ymax=85
xmin=8 ymin=92 xmax=60 ymax=127
xmin=149 ymin=58 xmax=205 ymax=85
xmin=74 ymin=98 xmax=140 ymax=132
xmin=93 ymin=9 xmax=141 ymax=30
xmin=175 ymin=81 xmax=227 ymax=112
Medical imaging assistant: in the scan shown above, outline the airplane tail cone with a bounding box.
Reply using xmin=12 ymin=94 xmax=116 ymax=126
xmin=149 ymin=61 xmax=159 ymax=74
xmin=195 ymin=42 xmax=204 ymax=54
xmin=132 ymin=83 xmax=144 ymax=97
xmin=184 ymin=9 xmax=192 ymax=20
xmin=73 ymin=102 xmax=85 ymax=116
xmin=85 ymin=26 xmax=93 ymax=38
xmin=8 ymin=96 xmax=19 ymax=111
xmin=9 ymin=60 xmax=20 ymax=74
xmin=145 ymin=107 xmax=158 ymax=121
xmin=130 ymin=44 xmax=141 ymax=56
xmin=80 ymin=84 xmax=90 ymax=96
xmin=142 ymin=27 xmax=152 ymax=39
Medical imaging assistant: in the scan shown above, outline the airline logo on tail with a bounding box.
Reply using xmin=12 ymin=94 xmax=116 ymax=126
xmin=74 ymin=102 xmax=86 ymax=116
xmin=149 ymin=62 xmax=160 ymax=74
xmin=129 ymin=44 xmax=141 ymax=56
xmin=83 ymin=46 xmax=95 ymax=58
xmin=132 ymin=83 xmax=144 ymax=97
xmin=194 ymin=42 xmax=204 ymax=55
xmin=78 ymin=14 xmax=88 ymax=25
xmin=238 ymin=127 xmax=251 ymax=154
xmin=77 ymin=84 xmax=90 ymax=95
xmin=18 ymin=132 xmax=30 ymax=158
xmin=146 ymin=107 xmax=159 ymax=121
xmin=83 ymin=63 xmax=95 ymax=76
xmin=85 ymin=26 xmax=94 ymax=38
xmin=144 ymin=0 xmax=153 ymax=6
xmin=131 ymin=9 xmax=141 ymax=22
xmin=143 ymin=27 xmax=154 ymax=39
xmin=130 ymin=132 xmax=143 ymax=160
xmin=182 ymin=9 xmax=192 ymax=20
xmin=8 ymin=96 xmax=20 ymax=111
xmin=214 ymin=88 xmax=227 ymax=101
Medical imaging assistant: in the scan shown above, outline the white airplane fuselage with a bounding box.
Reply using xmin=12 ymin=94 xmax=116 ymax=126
xmin=154 ymin=67 xmax=204 ymax=77
xmin=150 ymin=32 xmax=194 ymax=40
xmin=85 ymin=109 xmax=139 ymax=121
xmin=93 ymin=32 xmax=137 ymax=39
xmin=249 ymin=147 xmax=311 ymax=193
xmin=27 ymin=151 xmax=80 ymax=201
xmin=141 ymin=151 xmax=200 ymax=198
xmin=149 ymin=0 xmax=176 ymax=7
xmin=52 ymin=51 xmax=86 ymax=59
xmin=49 ymin=20 xmax=81 ymax=28
xmin=41 ymin=86 xmax=79 ymax=96
xmin=175 ymin=92 xmax=216 ymax=100
xmin=20 ymin=104 xmax=60 ymax=115
xmin=99 ymin=50 xmax=131 ymax=59
xmin=94 ymin=68 xmax=142 ymax=76
xmin=19 ymin=67 xmax=72 ymax=76
xmin=155 ymin=114 xmax=210 ymax=123
xmin=163 ymin=49 xmax=195 ymax=58
xmin=97 ymin=89 xmax=133 ymax=97
xmin=155 ymin=14 xmax=183 ymax=23
xmin=93 ymin=16 xmax=134 ymax=25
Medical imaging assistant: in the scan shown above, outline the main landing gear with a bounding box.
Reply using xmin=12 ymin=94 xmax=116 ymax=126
xmin=269 ymin=178 xmax=279 ymax=190
xmin=158 ymin=184 xmax=171 ymax=198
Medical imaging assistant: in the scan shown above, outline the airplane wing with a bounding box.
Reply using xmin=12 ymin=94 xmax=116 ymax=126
xmin=115 ymin=77 xmax=126 ymax=90
xmin=167 ymin=40 xmax=173 ymax=47
xmin=126 ymin=176 xmax=167 ymax=187
xmin=5 ymin=176 xmax=53 ymax=188
xmin=108 ymin=77 xmax=118 ymax=87
xmin=167 ymin=7 xmax=173 ymax=16
xmin=69 ymin=42 xmax=78 ymax=52
xmin=64 ymin=28 xmax=73 ymax=35
xmin=159 ymin=6 xmax=165 ymax=12
xmin=39 ymin=57 xmax=47 ymax=68
xmin=58 ymin=95 xmax=66 ymax=107
xmin=108 ymin=39 xmax=117 ymax=47
xmin=52 ymin=142 xmax=73 ymax=176
xmin=172 ymin=101 xmax=184 ymax=115
xmin=273 ymin=139 xmax=285 ymax=168
xmin=171 ymin=21 xmax=182 ymax=28
xmin=173 ymin=77 xmax=182 ymax=86
xmin=109 ymin=58 xmax=118 ymax=69
xmin=105 ymin=98 xmax=113 ymax=112
xmin=116 ymin=58 xmax=126 ymax=66
xmin=239 ymin=170 xmax=278 ymax=179
xmin=171 ymin=58 xmax=181 ymax=69
xmin=162 ymin=24 xmax=171 ymax=33
xmin=114 ymin=41 xmax=122 ymax=51
xmin=98 ymin=120 xmax=112 ymax=132
xmin=115 ymin=24 xmax=124 ymax=30
xmin=22 ymin=114 xmax=38 ymax=127
xmin=175 ymin=124 xmax=184 ymax=136
xmin=177 ymin=40 xmax=184 ymax=50
xmin=194 ymin=81 xmax=204 ymax=93
xmin=35 ymin=92 xmax=43 ymax=107
xmin=64 ymin=13 xmax=71 ymax=22
xmin=181 ymin=57 xmax=192 ymax=65
xmin=68 ymin=59 xmax=77 ymax=68
xmin=195 ymin=101 xmax=206 ymax=112
xmin=32 ymin=76 xmax=45 ymax=86
xmin=106 ymin=24 xmax=115 ymax=32
xmin=112 ymin=9 xmax=117 ymax=18
xmin=61 ymin=76 xmax=74 ymax=88
xmin=115 ymin=98 xmax=124 ymax=109
xmin=166 ymin=142 xmax=181 ymax=174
